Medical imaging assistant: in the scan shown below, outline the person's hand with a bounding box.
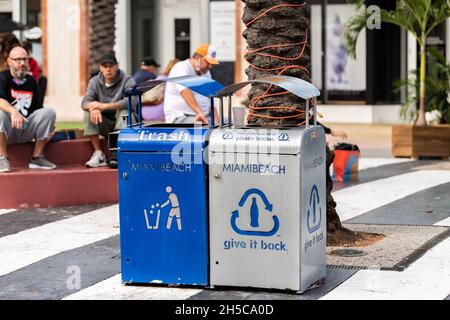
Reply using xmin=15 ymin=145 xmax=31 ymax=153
xmin=195 ymin=113 xmax=209 ymax=124
xmin=11 ymin=109 xmax=26 ymax=129
xmin=87 ymin=102 xmax=104 ymax=112
xmin=90 ymin=109 xmax=103 ymax=125
xmin=330 ymin=129 xmax=348 ymax=139
xmin=48 ymin=127 xmax=56 ymax=140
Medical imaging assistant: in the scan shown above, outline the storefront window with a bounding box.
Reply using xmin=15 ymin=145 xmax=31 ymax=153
xmin=310 ymin=0 xmax=403 ymax=105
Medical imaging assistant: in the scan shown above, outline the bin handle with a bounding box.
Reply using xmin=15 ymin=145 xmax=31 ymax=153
xmin=214 ymin=95 xmax=234 ymax=128
xmin=123 ymin=76 xmax=224 ymax=128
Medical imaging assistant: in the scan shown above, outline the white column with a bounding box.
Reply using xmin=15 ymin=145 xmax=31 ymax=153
xmin=311 ymin=4 xmax=322 ymax=90
xmin=12 ymin=0 xmax=26 ymax=39
xmin=407 ymin=32 xmax=417 ymax=73
xmin=200 ymin=0 xmax=210 ymax=42
xmin=0 ymin=1 xmax=13 ymax=12
xmin=44 ymin=0 xmax=82 ymax=121
xmin=406 ymin=31 xmax=417 ymax=108
xmin=11 ymin=0 xmax=22 ymax=21
xmin=115 ymin=0 xmax=132 ymax=75
xmin=446 ymin=18 xmax=450 ymax=63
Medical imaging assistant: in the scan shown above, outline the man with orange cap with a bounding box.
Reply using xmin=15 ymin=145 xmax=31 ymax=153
xmin=164 ymin=44 xmax=220 ymax=124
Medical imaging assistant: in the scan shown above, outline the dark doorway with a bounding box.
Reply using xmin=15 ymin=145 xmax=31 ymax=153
xmin=366 ymin=0 xmax=401 ymax=104
xmin=131 ymin=0 xmax=157 ymax=73
xmin=175 ymin=18 xmax=191 ymax=60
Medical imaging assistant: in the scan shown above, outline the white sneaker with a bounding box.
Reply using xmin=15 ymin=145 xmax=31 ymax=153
xmin=0 ymin=155 xmax=11 ymax=173
xmin=85 ymin=151 xmax=107 ymax=168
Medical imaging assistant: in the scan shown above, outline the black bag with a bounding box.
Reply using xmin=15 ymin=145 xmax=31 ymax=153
xmin=107 ymin=130 xmax=120 ymax=168
xmin=334 ymin=143 xmax=359 ymax=151
xmin=50 ymin=130 xmax=77 ymax=142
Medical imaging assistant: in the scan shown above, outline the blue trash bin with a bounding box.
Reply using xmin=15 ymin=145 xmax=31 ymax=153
xmin=118 ymin=76 xmax=223 ymax=285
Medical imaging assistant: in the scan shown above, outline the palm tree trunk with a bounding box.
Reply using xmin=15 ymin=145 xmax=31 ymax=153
xmin=416 ymin=41 xmax=427 ymax=126
xmin=88 ymin=0 xmax=118 ymax=77
xmin=242 ymin=0 xmax=343 ymax=233
xmin=325 ymin=145 xmax=343 ymax=232
xmin=243 ymin=0 xmax=310 ymax=126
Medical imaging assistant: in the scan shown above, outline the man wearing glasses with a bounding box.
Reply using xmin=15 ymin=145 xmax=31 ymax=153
xmin=81 ymin=52 xmax=137 ymax=168
xmin=0 ymin=46 xmax=56 ymax=172
xmin=164 ymin=44 xmax=220 ymax=124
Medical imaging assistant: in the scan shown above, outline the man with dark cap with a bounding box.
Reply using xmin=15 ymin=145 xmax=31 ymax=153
xmin=81 ymin=52 xmax=137 ymax=167
xmin=132 ymin=56 xmax=160 ymax=84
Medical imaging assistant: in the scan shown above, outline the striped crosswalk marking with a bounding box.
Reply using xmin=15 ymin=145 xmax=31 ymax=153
xmin=1 ymin=158 xmax=449 ymax=300
xmin=321 ymin=237 xmax=450 ymax=300
xmin=357 ymin=158 xmax=413 ymax=171
xmin=331 ymin=157 xmax=413 ymax=177
xmin=0 ymin=204 xmax=119 ymax=277
xmin=332 ymin=170 xmax=450 ymax=222
xmin=434 ymin=217 xmax=450 ymax=227
xmin=0 ymin=209 xmax=15 ymax=216
xmin=63 ymin=274 xmax=202 ymax=300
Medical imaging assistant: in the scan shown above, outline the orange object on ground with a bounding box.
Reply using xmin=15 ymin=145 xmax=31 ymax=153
xmin=332 ymin=149 xmax=360 ymax=182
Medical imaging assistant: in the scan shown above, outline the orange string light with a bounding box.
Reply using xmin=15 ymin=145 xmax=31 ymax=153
xmin=244 ymin=2 xmax=311 ymax=124
xmin=245 ymin=3 xmax=306 ymax=28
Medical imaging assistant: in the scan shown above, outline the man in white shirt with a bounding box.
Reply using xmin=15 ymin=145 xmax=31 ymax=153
xmin=164 ymin=44 xmax=220 ymax=124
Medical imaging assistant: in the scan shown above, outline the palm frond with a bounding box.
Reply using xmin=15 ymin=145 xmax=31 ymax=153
xmin=345 ymin=0 xmax=450 ymax=58
xmin=343 ymin=7 xmax=368 ymax=59
xmin=401 ymin=0 xmax=430 ymax=25
xmin=346 ymin=0 xmax=365 ymax=9
xmin=425 ymin=1 xmax=450 ymax=36
xmin=380 ymin=9 xmax=421 ymax=41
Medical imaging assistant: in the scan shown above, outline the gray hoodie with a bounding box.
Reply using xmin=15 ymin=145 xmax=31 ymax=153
xmin=81 ymin=69 xmax=138 ymax=116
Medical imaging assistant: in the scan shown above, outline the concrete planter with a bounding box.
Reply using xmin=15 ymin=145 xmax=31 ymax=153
xmin=392 ymin=124 xmax=450 ymax=158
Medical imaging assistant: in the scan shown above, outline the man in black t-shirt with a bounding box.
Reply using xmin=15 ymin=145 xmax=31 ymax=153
xmin=0 ymin=46 xmax=56 ymax=173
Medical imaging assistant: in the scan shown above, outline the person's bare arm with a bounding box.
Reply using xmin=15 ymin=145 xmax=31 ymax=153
xmin=86 ymin=101 xmax=126 ymax=125
xmin=88 ymin=77 xmax=137 ymax=113
xmin=180 ymin=88 xmax=208 ymax=124
xmin=330 ymin=129 xmax=348 ymax=139
xmin=86 ymin=101 xmax=125 ymax=112
xmin=82 ymin=78 xmax=128 ymax=112
xmin=0 ymin=98 xmax=26 ymax=129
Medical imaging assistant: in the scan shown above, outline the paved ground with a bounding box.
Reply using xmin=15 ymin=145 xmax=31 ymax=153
xmin=1 ymin=124 xmax=449 ymax=302
xmin=0 ymin=154 xmax=449 ymax=301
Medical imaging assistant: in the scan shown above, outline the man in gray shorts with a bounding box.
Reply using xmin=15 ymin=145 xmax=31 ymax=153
xmin=0 ymin=46 xmax=56 ymax=173
xmin=81 ymin=52 xmax=137 ymax=167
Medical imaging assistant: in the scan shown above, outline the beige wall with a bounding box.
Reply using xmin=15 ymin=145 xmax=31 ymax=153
xmin=44 ymin=0 xmax=83 ymax=122
xmin=0 ymin=0 xmax=12 ymax=12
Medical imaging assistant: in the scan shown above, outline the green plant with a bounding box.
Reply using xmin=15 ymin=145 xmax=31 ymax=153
xmin=344 ymin=0 xmax=450 ymax=126
xmin=425 ymin=48 xmax=450 ymax=124
xmin=394 ymin=48 xmax=450 ymax=124
xmin=393 ymin=70 xmax=419 ymax=122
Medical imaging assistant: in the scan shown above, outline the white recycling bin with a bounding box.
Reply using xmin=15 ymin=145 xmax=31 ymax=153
xmin=208 ymin=76 xmax=326 ymax=292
